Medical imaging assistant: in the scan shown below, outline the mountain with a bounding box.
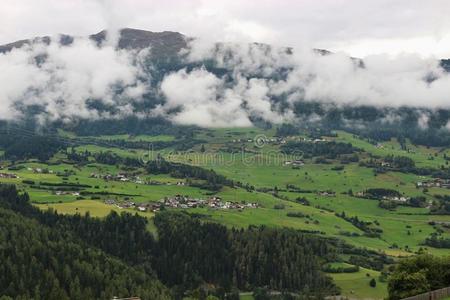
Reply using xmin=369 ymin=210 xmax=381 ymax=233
xmin=2 ymin=28 xmax=449 ymax=65
xmin=0 ymin=28 xmax=188 ymax=58
xmin=2 ymin=28 xmax=450 ymax=148
xmin=442 ymin=59 xmax=450 ymax=72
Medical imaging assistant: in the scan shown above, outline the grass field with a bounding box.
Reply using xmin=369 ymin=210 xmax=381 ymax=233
xmin=334 ymin=131 xmax=449 ymax=169
xmin=3 ymin=128 xmax=450 ymax=257
xmin=238 ymin=293 xmax=254 ymax=300
xmin=35 ymin=199 xmax=136 ymax=217
xmin=329 ymin=266 xmax=387 ymax=299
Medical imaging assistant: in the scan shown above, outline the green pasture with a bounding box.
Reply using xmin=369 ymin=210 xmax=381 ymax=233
xmin=329 ymin=266 xmax=387 ymax=299
xmin=334 ymin=131 xmax=449 ymax=169
xmin=34 ymin=199 xmax=149 ymax=217
xmin=2 ymin=127 xmax=450 ymax=294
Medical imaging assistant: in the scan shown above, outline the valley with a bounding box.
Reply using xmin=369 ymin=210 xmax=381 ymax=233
xmin=2 ymin=126 xmax=450 ymax=299
xmin=2 ymin=2 xmax=450 ymax=299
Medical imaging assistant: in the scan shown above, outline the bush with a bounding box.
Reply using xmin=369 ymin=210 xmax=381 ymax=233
xmin=273 ymin=204 xmax=285 ymax=210
xmin=286 ymin=212 xmax=307 ymax=218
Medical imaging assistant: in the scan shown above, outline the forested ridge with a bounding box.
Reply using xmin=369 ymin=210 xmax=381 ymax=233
xmin=0 ymin=134 xmax=64 ymax=161
xmin=0 ymin=184 xmax=341 ymax=299
xmin=146 ymin=158 xmax=234 ymax=191
xmin=153 ymin=212 xmax=337 ymax=294
xmin=281 ymin=141 xmax=359 ymax=159
xmin=0 ymin=189 xmax=170 ymax=300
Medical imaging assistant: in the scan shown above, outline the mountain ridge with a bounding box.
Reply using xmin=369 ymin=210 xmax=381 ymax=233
xmin=0 ymin=28 xmax=188 ymax=58
xmin=1 ymin=28 xmax=449 ymax=67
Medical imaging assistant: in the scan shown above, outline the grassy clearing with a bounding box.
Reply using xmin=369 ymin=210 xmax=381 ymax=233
xmin=329 ymin=266 xmax=387 ymax=300
xmin=334 ymin=131 xmax=448 ymax=169
xmin=239 ymin=293 xmax=254 ymax=300
xmin=281 ymin=191 xmax=450 ymax=255
xmin=35 ymin=200 xmax=124 ymax=217
xmin=34 ymin=199 xmax=154 ymax=218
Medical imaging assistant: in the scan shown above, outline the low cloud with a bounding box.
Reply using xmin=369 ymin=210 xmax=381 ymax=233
xmin=0 ymin=35 xmax=148 ymax=123
xmin=159 ymin=40 xmax=450 ymax=127
xmin=2 ymin=33 xmax=450 ymax=128
xmin=160 ymin=68 xmax=253 ymax=127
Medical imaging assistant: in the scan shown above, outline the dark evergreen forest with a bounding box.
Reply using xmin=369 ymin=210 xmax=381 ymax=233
xmin=0 ymin=184 xmax=344 ymax=299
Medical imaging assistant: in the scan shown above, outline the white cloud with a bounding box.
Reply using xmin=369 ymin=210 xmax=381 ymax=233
xmin=1 ymin=0 xmax=450 ymax=57
xmin=0 ymin=37 xmax=148 ymax=122
xmin=2 ymin=14 xmax=450 ymax=129
xmin=160 ymin=68 xmax=252 ymax=127
xmin=162 ymin=39 xmax=450 ymax=127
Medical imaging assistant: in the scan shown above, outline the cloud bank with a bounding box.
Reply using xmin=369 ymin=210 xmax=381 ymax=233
xmin=158 ymin=40 xmax=450 ymax=126
xmin=1 ymin=33 xmax=450 ymax=128
xmin=0 ymin=36 xmax=148 ymax=123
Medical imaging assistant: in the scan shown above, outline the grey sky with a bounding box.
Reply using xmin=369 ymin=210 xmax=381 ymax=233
xmin=1 ymin=0 xmax=450 ymax=58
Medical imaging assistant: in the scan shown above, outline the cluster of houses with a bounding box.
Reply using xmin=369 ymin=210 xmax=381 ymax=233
xmin=104 ymin=199 xmax=138 ymax=209
xmin=231 ymin=137 xmax=287 ymax=144
xmin=284 ymin=160 xmax=305 ymax=167
xmin=54 ymin=191 xmax=80 ymax=196
xmin=381 ymin=196 xmax=408 ymax=203
xmin=27 ymin=167 xmax=53 ymax=174
xmin=0 ymin=172 xmax=19 ymax=179
xmin=231 ymin=136 xmax=327 ymax=145
xmin=158 ymin=195 xmax=259 ymax=210
xmin=26 ymin=167 xmax=74 ymax=177
xmin=416 ymin=178 xmax=450 ymax=189
xmin=303 ymin=137 xmax=327 ymax=143
xmin=90 ymin=173 xmax=144 ymax=184
xmin=146 ymin=180 xmax=187 ymax=186
xmin=90 ymin=172 xmax=189 ymax=187
xmin=103 ymin=195 xmax=259 ymax=212
xmin=317 ymin=191 xmax=336 ymax=197
xmin=355 ymin=191 xmax=408 ymax=203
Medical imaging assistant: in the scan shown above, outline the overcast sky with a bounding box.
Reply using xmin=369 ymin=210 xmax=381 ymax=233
xmin=1 ymin=0 xmax=450 ymax=58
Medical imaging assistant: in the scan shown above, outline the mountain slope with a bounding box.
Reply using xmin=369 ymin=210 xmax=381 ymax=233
xmin=0 ymin=28 xmax=188 ymax=58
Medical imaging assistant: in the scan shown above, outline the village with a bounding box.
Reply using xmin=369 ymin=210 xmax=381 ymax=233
xmin=231 ymin=136 xmax=327 ymax=145
xmin=284 ymin=159 xmax=305 ymax=167
xmin=54 ymin=191 xmax=81 ymax=196
xmin=104 ymin=194 xmax=259 ymax=212
xmin=0 ymin=172 xmax=19 ymax=179
xmin=231 ymin=136 xmax=287 ymax=144
xmin=90 ymin=172 xmax=189 ymax=187
xmin=416 ymin=178 xmax=450 ymax=189
xmin=90 ymin=172 xmax=145 ymax=184
xmin=355 ymin=191 xmax=409 ymax=203
xmin=317 ymin=190 xmax=336 ymax=197
xmin=28 ymin=167 xmax=54 ymax=174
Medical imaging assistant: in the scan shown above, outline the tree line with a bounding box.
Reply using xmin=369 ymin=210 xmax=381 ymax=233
xmin=388 ymin=254 xmax=450 ymax=299
xmin=146 ymin=158 xmax=234 ymax=191
xmin=281 ymin=141 xmax=359 ymax=159
xmin=0 ymin=185 xmax=170 ymax=300
xmin=0 ymin=133 xmax=64 ymax=161
xmin=0 ymin=184 xmax=348 ymax=299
